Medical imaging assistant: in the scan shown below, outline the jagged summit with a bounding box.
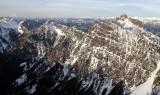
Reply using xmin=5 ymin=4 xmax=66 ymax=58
xmin=120 ymin=14 xmax=128 ymax=19
xmin=114 ymin=14 xmax=146 ymax=36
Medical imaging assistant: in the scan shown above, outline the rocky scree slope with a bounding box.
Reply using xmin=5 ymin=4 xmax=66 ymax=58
xmin=1 ymin=15 xmax=160 ymax=95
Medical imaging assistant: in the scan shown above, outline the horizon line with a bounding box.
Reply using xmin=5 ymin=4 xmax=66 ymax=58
xmin=1 ymin=16 xmax=160 ymax=19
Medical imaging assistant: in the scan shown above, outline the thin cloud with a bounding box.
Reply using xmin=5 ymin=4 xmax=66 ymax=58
xmin=112 ymin=3 xmax=129 ymax=7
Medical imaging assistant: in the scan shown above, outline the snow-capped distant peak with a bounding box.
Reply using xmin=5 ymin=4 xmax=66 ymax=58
xmin=0 ymin=17 xmax=18 ymax=29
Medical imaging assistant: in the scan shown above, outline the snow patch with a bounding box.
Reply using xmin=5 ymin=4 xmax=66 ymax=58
xmin=20 ymin=62 xmax=27 ymax=71
xmin=15 ymin=74 xmax=27 ymax=85
xmin=65 ymin=55 xmax=78 ymax=65
xmin=44 ymin=67 xmax=51 ymax=73
xmin=20 ymin=62 xmax=27 ymax=67
xmin=63 ymin=64 xmax=69 ymax=77
xmin=20 ymin=62 xmax=35 ymax=72
xmin=99 ymin=80 xmax=114 ymax=95
xmin=124 ymin=19 xmax=134 ymax=28
xmin=47 ymin=24 xmax=65 ymax=36
xmin=157 ymin=91 xmax=160 ymax=95
xmin=118 ymin=19 xmax=134 ymax=29
xmin=151 ymin=34 xmax=160 ymax=41
xmin=130 ymin=62 xmax=160 ymax=95
xmin=18 ymin=21 xmax=24 ymax=34
xmin=27 ymin=84 xmax=37 ymax=94
xmin=90 ymin=56 xmax=99 ymax=70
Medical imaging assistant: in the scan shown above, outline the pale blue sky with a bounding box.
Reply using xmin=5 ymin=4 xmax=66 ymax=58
xmin=0 ymin=0 xmax=160 ymax=18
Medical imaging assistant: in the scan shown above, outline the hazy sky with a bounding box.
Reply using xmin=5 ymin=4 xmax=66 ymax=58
xmin=0 ymin=0 xmax=160 ymax=18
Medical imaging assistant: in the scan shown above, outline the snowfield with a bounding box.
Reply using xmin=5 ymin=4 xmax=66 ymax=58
xmin=131 ymin=62 xmax=160 ymax=95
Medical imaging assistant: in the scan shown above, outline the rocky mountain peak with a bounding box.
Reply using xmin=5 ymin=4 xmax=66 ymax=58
xmin=114 ymin=15 xmax=146 ymax=35
xmin=1 ymin=15 xmax=160 ymax=95
xmin=120 ymin=14 xmax=128 ymax=19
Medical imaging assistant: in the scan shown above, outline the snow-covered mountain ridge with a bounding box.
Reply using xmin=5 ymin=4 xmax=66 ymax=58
xmin=0 ymin=17 xmax=26 ymax=53
xmin=0 ymin=14 xmax=160 ymax=95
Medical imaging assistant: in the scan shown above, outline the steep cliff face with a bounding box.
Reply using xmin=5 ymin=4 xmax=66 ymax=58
xmin=1 ymin=15 xmax=160 ymax=95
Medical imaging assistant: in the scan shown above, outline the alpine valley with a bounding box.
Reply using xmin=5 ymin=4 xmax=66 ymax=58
xmin=0 ymin=14 xmax=160 ymax=95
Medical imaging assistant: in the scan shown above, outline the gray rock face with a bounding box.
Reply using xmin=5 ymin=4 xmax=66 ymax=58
xmin=1 ymin=15 xmax=160 ymax=95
